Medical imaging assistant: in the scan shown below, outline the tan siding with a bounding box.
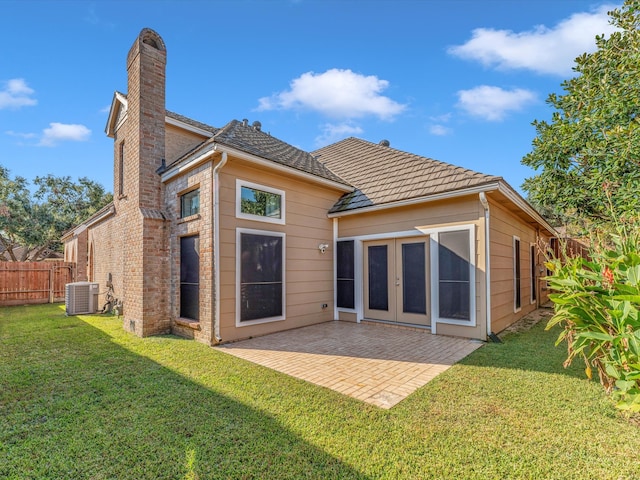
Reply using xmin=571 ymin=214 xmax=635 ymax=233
xmin=337 ymin=196 xmax=479 ymax=238
xmin=489 ymin=198 xmax=540 ymax=334
xmin=338 ymin=195 xmax=487 ymax=340
xmin=217 ymin=158 xmax=344 ymax=342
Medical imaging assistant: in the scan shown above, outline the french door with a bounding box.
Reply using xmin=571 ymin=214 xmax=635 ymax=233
xmin=363 ymin=237 xmax=429 ymax=326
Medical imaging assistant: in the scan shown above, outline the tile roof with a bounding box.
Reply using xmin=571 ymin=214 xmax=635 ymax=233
xmin=312 ymin=137 xmax=501 ymax=213
xmin=166 ymin=110 xmax=219 ymax=135
xmin=209 ymin=120 xmax=349 ymax=185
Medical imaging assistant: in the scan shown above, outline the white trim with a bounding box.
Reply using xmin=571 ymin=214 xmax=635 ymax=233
xmin=161 ymin=142 xmax=218 ymax=182
xmin=236 ymin=179 xmax=286 ymax=225
xmin=328 ymin=183 xmax=501 ymax=218
xmin=333 ymin=218 xmax=338 ymax=320
xmin=497 ymin=183 xmax=557 ymax=236
xmin=513 ymin=235 xmax=522 ymax=313
xmin=337 ymin=224 xmax=477 ymax=330
xmin=235 ymin=227 xmax=286 ymax=327
xmin=431 ymin=225 xmax=477 ymax=328
xmin=166 ymin=116 xmax=215 ymax=138
xmin=339 ymin=229 xmax=425 ymax=243
xmin=530 ymin=242 xmax=537 ymax=305
xmin=335 ymin=239 xmax=358 ymax=315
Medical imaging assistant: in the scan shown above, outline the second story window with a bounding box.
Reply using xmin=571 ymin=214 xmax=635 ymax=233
xmin=118 ymin=141 xmax=125 ymax=196
xmin=236 ymin=179 xmax=285 ymax=225
xmin=181 ymin=188 xmax=200 ymax=218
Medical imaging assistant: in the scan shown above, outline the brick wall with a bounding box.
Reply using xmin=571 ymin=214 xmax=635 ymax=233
xmin=165 ymin=162 xmax=214 ymax=344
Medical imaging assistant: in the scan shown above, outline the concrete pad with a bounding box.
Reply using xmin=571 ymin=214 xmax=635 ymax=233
xmin=215 ymin=321 xmax=483 ymax=408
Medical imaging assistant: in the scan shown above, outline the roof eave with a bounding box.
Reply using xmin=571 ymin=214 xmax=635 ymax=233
xmin=328 ymin=181 xmax=502 ymax=218
xmin=496 ymin=181 xmax=558 ymax=236
xmin=105 ymin=92 xmax=128 ymax=138
xmin=161 ymin=142 xmax=353 ymax=192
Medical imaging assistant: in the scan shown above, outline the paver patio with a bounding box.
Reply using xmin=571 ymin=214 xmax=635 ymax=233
xmin=215 ymin=321 xmax=484 ymax=408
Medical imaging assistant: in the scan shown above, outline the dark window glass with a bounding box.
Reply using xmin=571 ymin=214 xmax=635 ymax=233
xmin=240 ymin=233 xmax=283 ymax=321
xmin=531 ymin=244 xmax=537 ymax=302
xmin=181 ymin=189 xmax=200 ymax=218
xmin=180 ymin=235 xmax=199 ymax=320
xmin=337 ymin=240 xmax=355 ymax=309
xmin=515 ymin=238 xmax=521 ymax=309
xmin=118 ymin=142 xmax=125 ymax=196
xmin=368 ymin=245 xmax=388 ymax=311
xmin=402 ymin=242 xmax=426 ymax=314
xmin=439 ymin=231 xmax=470 ymax=320
xmin=240 ymin=186 xmax=281 ymax=219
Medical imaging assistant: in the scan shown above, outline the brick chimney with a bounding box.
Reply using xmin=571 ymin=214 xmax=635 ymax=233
xmin=117 ymin=28 xmax=169 ymax=336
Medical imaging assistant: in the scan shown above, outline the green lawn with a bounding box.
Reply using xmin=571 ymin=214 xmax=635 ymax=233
xmin=1 ymin=304 xmax=639 ymax=479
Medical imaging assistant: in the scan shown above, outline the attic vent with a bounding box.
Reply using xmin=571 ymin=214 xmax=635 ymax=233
xmin=379 ymin=139 xmax=390 ymax=147
xmin=252 ymin=121 xmax=262 ymax=131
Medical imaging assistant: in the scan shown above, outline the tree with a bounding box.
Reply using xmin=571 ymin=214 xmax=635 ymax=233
xmin=522 ymin=1 xmax=640 ymax=230
xmin=0 ymin=167 xmax=112 ymax=261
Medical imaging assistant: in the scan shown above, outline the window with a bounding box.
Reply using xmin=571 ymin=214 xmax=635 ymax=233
xmin=336 ymin=240 xmax=355 ymax=309
xmin=180 ymin=235 xmax=199 ymax=320
xmin=514 ymin=236 xmax=521 ymax=311
xmin=237 ymin=229 xmax=285 ymax=325
xmin=236 ymin=180 xmax=285 ymax=225
xmin=438 ymin=230 xmax=472 ymax=321
xmin=180 ymin=189 xmax=200 ymax=218
xmin=530 ymin=244 xmax=537 ymax=303
xmin=118 ymin=141 xmax=125 ymax=196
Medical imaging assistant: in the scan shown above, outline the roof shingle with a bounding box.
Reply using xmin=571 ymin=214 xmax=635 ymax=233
xmin=312 ymin=138 xmax=501 ymax=213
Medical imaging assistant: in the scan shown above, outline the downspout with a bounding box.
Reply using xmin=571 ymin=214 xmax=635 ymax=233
xmin=333 ymin=218 xmax=338 ymax=321
xmin=213 ymin=148 xmax=228 ymax=343
xmin=479 ymin=192 xmax=496 ymax=342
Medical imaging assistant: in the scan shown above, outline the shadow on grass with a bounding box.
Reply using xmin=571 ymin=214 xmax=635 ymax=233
xmin=0 ymin=305 xmax=368 ymax=480
xmin=457 ymin=317 xmax=587 ymax=380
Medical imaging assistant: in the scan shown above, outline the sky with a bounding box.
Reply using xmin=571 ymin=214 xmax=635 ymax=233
xmin=0 ymin=0 xmax=621 ymax=196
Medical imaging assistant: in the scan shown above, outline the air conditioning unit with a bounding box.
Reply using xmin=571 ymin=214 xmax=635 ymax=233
xmin=65 ymin=282 xmax=100 ymax=315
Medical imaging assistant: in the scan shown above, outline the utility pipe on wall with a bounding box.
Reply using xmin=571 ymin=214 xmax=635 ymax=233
xmin=479 ymin=192 xmax=492 ymax=340
xmin=212 ymin=148 xmax=228 ymax=343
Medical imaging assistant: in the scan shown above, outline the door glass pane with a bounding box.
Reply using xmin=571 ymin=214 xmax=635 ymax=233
xmin=368 ymin=245 xmax=388 ymax=311
xmin=439 ymin=231 xmax=470 ymax=320
xmin=402 ymin=242 xmax=426 ymax=314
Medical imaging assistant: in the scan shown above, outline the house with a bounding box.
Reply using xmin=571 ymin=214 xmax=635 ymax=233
xmin=63 ymin=28 xmax=555 ymax=344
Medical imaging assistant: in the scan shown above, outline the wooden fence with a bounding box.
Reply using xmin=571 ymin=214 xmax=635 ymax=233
xmin=0 ymin=261 xmax=75 ymax=306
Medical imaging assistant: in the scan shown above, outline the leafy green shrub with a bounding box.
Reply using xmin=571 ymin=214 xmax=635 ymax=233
xmin=545 ymin=220 xmax=640 ymax=412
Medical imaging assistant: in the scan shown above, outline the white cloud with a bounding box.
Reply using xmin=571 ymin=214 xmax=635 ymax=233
xmin=448 ymin=4 xmax=618 ymax=76
xmin=258 ymin=69 xmax=407 ymax=120
xmin=314 ymin=122 xmax=364 ymax=147
xmin=429 ymin=124 xmax=452 ymax=136
xmin=0 ymin=78 xmax=37 ymax=109
xmin=5 ymin=130 xmax=37 ymax=139
xmin=39 ymin=123 xmax=91 ymax=146
xmin=456 ymin=86 xmax=536 ymax=121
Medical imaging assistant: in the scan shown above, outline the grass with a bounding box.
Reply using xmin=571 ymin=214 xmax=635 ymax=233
xmin=1 ymin=304 xmax=640 ymax=479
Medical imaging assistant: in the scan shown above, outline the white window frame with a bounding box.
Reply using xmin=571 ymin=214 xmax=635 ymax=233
xmin=513 ymin=236 xmax=522 ymax=313
xmin=236 ymin=179 xmax=285 ymax=225
xmin=180 ymin=187 xmax=200 ymax=218
xmin=430 ymin=225 xmax=477 ymax=327
xmin=235 ymin=227 xmax=286 ymax=327
xmin=530 ymin=242 xmax=537 ymax=305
